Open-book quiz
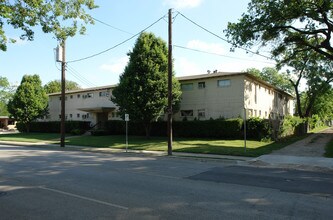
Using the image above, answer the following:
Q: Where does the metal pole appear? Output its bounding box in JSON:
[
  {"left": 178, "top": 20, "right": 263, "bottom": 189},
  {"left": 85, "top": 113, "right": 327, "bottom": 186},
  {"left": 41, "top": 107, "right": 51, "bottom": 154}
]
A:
[
  {"left": 126, "top": 121, "right": 128, "bottom": 152},
  {"left": 167, "top": 8, "right": 173, "bottom": 156},
  {"left": 244, "top": 108, "right": 247, "bottom": 153},
  {"left": 60, "top": 40, "right": 66, "bottom": 147}
]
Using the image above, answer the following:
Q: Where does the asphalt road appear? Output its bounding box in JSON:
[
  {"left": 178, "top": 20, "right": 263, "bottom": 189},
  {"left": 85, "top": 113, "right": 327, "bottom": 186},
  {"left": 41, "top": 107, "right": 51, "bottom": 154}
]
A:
[{"left": 0, "top": 144, "right": 332, "bottom": 220}]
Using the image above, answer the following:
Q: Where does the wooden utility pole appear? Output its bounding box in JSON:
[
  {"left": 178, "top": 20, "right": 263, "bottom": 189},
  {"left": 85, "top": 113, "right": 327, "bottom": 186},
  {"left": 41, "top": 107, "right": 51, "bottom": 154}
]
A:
[
  {"left": 167, "top": 8, "right": 173, "bottom": 155},
  {"left": 60, "top": 40, "right": 66, "bottom": 147}
]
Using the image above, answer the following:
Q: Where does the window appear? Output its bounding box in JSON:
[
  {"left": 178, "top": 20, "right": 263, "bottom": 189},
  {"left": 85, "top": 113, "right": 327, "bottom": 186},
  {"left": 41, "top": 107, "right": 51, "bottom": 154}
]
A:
[
  {"left": 86, "top": 113, "right": 90, "bottom": 118},
  {"left": 87, "top": 93, "right": 93, "bottom": 98},
  {"left": 77, "top": 113, "right": 80, "bottom": 118},
  {"left": 217, "top": 79, "right": 231, "bottom": 87},
  {"left": 265, "top": 111, "right": 268, "bottom": 117},
  {"left": 69, "top": 114, "right": 73, "bottom": 118},
  {"left": 59, "top": 114, "right": 61, "bottom": 119},
  {"left": 198, "top": 82, "right": 205, "bottom": 89},
  {"left": 181, "top": 83, "right": 193, "bottom": 91},
  {"left": 77, "top": 94, "right": 81, "bottom": 98},
  {"left": 259, "top": 110, "right": 262, "bottom": 116},
  {"left": 180, "top": 110, "right": 193, "bottom": 117},
  {"left": 198, "top": 109, "right": 205, "bottom": 118},
  {"left": 254, "top": 110, "right": 257, "bottom": 117},
  {"left": 99, "top": 91, "right": 109, "bottom": 97},
  {"left": 70, "top": 95, "right": 73, "bottom": 99}
]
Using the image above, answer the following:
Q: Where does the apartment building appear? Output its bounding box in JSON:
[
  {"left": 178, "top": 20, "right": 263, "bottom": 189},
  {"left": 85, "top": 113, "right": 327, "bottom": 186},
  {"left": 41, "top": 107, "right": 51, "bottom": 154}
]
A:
[
  {"left": 45, "top": 72, "right": 294, "bottom": 126},
  {"left": 175, "top": 72, "right": 293, "bottom": 121}
]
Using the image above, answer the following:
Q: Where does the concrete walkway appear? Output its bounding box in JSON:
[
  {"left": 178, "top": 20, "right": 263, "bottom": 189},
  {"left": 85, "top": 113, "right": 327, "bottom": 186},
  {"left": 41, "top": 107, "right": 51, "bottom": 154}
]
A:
[{"left": 250, "top": 127, "right": 333, "bottom": 171}]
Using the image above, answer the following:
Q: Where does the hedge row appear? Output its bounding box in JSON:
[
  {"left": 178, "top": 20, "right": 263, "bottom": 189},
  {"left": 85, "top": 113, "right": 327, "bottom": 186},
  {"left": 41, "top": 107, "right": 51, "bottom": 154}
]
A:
[
  {"left": 103, "top": 119, "right": 244, "bottom": 139},
  {"left": 16, "top": 121, "right": 91, "bottom": 134}
]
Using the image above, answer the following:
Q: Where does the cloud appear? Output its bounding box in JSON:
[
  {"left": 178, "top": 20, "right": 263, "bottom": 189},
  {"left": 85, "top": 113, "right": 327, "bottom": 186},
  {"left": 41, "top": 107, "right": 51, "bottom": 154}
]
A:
[
  {"left": 100, "top": 57, "right": 129, "bottom": 73},
  {"left": 163, "top": 0, "right": 203, "bottom": 9},
  {"left": 186, "top": 40, "right": 225, "bottom": 55},
  {"left": 175, "top": 57, "right": 204, "bottom": 76}
]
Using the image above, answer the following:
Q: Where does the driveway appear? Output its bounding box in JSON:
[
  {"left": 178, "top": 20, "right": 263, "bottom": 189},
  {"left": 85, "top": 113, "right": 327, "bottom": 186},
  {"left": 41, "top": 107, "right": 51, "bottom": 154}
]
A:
[{"left": 251, "top": 127, "right": 333, "bottom": 171}]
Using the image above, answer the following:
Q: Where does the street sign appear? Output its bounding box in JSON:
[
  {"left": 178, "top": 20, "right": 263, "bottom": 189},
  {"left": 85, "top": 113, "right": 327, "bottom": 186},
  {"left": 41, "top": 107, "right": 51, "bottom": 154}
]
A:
[{"left": 125, "top": 114, "right": 129, "bottom": 121}]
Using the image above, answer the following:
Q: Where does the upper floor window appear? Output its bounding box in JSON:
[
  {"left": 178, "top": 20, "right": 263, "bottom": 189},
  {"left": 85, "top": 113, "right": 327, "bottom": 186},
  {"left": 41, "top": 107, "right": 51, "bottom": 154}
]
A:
[
  {"left": 99, "top": 91, "right": 109, "bottom": 97},
  {"left": 198, "top": 82, "right": 205, "bottom": 89},
  {"left": 181, "top": 83, "right": 194, "bottom": 91},
  {"left": 217, "top": 79, "right": 231, "bottom": 88}
]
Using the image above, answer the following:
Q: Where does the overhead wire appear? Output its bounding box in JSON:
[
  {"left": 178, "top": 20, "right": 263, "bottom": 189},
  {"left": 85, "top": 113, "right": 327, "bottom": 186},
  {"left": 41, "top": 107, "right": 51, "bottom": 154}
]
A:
[
  {"left": 176, "top": 11, "right": 273, "bottom": 61},
  {"left": 66, "top": 64, "right": 98, "bottom": 87},
  {"left": 67, "top": 14, "right": 167, "bottom": 63},
  {"left": 92, "top": 17, "right": 133, "bottom": 35},
  {"left": 173, "top": 45, "right": 276, "bottom": 65}
]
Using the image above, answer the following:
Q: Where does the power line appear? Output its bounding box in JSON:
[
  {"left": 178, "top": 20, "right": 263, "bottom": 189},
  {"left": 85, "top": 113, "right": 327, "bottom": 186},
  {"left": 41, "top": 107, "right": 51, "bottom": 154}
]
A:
[
  {"left": 176, "top": 11, "right": 273, "bottom": 60},
  {"left": 92, "top": 17, "right": 133, "bottom": 35},
  {"left": 66, "top": 64, "right": 97, "bottom": 87},
  {"left": 67, "top": 14, "right": 167, "bottom": 63},
  {"left": 173, "top": 45, "right": 275, "bottom": 64}
]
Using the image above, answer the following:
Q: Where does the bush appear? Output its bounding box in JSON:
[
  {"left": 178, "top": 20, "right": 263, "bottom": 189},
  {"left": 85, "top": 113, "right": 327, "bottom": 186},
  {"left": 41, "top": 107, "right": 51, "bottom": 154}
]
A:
[
  {"left": 246, "top": 117, "right": 271, "bottom": 140},
  {"left": 17, "top": 121, "right": 91, "bottom": 133},
  {"left": 104, "top": 118, "right": 244, "bottom": 139}
]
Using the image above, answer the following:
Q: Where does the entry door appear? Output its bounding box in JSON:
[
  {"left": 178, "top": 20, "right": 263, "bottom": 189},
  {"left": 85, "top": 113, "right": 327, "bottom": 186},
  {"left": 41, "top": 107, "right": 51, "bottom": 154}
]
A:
[{"left": 97, "top": 112, "right": 108, "bottom": 129}]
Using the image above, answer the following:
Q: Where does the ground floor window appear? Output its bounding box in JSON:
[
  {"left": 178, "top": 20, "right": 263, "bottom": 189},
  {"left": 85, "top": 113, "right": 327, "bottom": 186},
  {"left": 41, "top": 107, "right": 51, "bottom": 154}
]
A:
[{"left": 181, "top": 110, "right": 193, "bottom": 117}]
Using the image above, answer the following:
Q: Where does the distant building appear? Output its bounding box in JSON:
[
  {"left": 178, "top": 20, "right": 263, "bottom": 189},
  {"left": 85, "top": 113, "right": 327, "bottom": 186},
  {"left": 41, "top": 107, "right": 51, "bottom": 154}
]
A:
[
  {"left": 44, "top": 72, "right": 293, "bottom": 127},
  {"left": 0, "top": 116, "right": 16, "bottom": 130}
]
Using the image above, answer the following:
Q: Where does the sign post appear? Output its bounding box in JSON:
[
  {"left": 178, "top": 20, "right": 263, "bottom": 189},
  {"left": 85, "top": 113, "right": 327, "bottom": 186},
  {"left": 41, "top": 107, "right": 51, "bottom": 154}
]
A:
[{"left": 125, "top": 114, "right": 129, "bottom": 152}]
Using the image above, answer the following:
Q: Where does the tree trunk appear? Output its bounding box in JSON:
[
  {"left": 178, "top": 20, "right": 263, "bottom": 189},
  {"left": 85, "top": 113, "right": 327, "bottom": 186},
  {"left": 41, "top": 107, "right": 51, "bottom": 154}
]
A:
[
  {"left": 290, "top": 75, "right": 303, "bottom": 117},
  {"left": 144, "top": 122, "right": 152, "bottom": 138},
  {"left": 25, "top": 122, "right": 30, "bottom": 133}
]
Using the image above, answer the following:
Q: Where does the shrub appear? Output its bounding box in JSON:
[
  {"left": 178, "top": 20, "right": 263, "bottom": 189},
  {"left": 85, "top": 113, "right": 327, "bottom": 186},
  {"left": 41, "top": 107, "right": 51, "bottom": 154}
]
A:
[
  {"left": 246, "top": 117, "right": 271, "bottom": 140},
  {"left": 17, "top": 121, "right": 91, "bottom": 133}
]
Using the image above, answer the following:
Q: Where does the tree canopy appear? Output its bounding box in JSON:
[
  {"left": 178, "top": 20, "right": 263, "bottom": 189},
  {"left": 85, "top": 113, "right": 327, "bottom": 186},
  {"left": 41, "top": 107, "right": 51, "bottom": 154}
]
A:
[
  {"left": 44, "top": 79, "right": 81, "bottom": 94},
  {"left": 0, "top": 76, "right": 15, "bottom": 115},
  {"left": 247, "top": 67, "right": 293, "bottom": 94},
  {"left": 111, "top": 32, "right": 181, "bottom": 137},
  {"left": 225, "top": 0, "right": 333, "bottom": 63},
  {"left": 0, "top": 0, "right": 97, "bottom": 51},
  {"left": 8, "top": 74, "right": 48, "bottom": 132}
]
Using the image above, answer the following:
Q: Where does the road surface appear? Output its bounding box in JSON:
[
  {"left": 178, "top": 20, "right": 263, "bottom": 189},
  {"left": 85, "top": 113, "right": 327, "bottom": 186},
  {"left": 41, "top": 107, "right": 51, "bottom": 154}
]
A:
[{"left": 0, "top": 144, "right": 332, "bottom": 219}]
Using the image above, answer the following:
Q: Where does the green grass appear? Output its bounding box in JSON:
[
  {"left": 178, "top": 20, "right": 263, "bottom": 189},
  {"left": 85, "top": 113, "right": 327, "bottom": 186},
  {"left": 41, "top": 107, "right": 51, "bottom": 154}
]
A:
[
  {"left": 0, "top": 132, "right": 305, "bottom": 157},
  {"left": 324, "top": 139, "right": 333, "bottom": 158},
  {"left": 0, "top": 132, "right": 61, "bottom": 143},
  {"left": 309, "top": 125, "right": 329, "bottom": 133},
  {"left": 63, "top": 135, "right": 305, "bottom": 157}
]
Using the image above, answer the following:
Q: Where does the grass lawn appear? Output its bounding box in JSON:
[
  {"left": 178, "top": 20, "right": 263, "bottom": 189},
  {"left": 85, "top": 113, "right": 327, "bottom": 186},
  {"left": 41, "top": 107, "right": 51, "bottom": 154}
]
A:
[
  {"left": 63, "top": 135, "right": 305, "bottom": 157},
  {"left": 0, "top": 132, "right": 305, "bottom": 157},
  {"left": 0, "top": 132, "right": 61, "bottom": 143}
]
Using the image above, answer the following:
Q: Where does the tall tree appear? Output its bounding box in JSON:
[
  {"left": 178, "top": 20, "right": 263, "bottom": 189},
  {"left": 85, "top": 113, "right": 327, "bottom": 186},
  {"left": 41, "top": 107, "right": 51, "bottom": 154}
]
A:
[
  {"left": 247, "top": 67, "right": 293, "bottom": 94},
  {"left": 286, "top": 51, "right": 333, "bottom": 118},
  {"left": 0, "top": 76, "right": 15, "bottom": 115},
  {"left": 225, "top": 0, "right": 333, "bottom": 63},
  {"left": 111, "top": 32, "right": 181, "bottom": 137},
  {"left": 44, "top": 80, "right": 81, "bottom": 94},
  {"left": 0, "top": 0, "right": 97, "bottom": 51},
  {"left": 8, "top": 74, "right": 48, "bottom": 132}
]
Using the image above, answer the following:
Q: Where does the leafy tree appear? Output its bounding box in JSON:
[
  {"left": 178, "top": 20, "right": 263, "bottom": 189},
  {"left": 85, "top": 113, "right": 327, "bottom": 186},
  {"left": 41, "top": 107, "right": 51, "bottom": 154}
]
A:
[
  {"left": 0, "top": 76, "right": 15, "bottom": 115},
  {"left": 225, "top": 0, "right": 333, "bottom": 63},
  {"left": 0, "top": 0, "right": 97, "bottom": 51},
  {"left": 8, "top": 74, "right": 48, "bottom": 132},
  {"left": 308, "top": 89, "right": 333, "bottom": 120},
  {"left": 44, "top": 80, "right": 81, "bottom": 93},
  {"left": 112, "top": 32, "right": 182, "bottom": 137},
  {"left": 286, "top": 51, "right": 333, "bottom": 118},
  {"left": 247, "top": 67, "right": 293, "bottom": 94}
]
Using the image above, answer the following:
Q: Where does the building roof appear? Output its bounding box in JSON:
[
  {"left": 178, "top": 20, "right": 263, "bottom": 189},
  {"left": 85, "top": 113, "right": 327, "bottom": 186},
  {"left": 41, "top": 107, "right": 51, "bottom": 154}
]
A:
[
  {"left": 48, "top": 84, "right": 117, "bottom": 96},
  {"left": 48, "top": 72, "right": 293, "bottom": 98}
]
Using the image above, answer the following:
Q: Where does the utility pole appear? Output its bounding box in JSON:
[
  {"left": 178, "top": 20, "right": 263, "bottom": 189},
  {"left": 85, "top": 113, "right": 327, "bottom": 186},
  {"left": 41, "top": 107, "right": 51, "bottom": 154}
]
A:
[
  {"left": 60, "top": 40, "right": 66, "bottom": 147},
  {"left": 167, "top": 8, "right": 173, "bottom": 156}
]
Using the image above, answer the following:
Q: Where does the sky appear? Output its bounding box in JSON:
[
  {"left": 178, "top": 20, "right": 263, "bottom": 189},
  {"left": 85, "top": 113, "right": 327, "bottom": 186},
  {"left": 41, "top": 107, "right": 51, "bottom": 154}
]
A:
[{"left": 0, "top": 0, "right": 276, "bottom": 88}]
